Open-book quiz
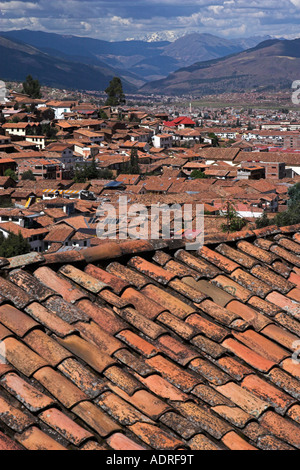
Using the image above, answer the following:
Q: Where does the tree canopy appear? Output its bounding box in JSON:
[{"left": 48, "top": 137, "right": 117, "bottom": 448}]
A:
[
  {"left": 0, "top": 232, "right": 31, "bottom": 258},
  {"left": 105, "top": 77, "right": 126, "bottom": 107}
]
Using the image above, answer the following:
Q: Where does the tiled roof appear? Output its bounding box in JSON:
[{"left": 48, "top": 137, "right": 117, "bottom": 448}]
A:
[{"left": 0, "top": 225, "right": 299, "bottom": 450}]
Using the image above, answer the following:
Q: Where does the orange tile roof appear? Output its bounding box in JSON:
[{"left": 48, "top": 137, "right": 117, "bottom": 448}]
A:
[{"left": 0, "top": 224, "right": 299, "bottom": 450}]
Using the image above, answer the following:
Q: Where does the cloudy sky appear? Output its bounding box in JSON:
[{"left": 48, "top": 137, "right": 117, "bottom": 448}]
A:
[{"left": 0, "top": 0, "right": 299, "bottom": 41}]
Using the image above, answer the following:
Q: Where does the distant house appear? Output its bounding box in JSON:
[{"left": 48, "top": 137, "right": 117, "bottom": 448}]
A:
[
  {"left": 152, "top": 134, "right": 173, "bottom": 149},
  {"left": 46, "top": 101, "right": 77, "bottom": 120}
]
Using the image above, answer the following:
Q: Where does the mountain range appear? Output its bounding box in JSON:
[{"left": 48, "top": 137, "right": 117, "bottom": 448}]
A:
[
  {"left": 0, "top": 29, "right": 270, "bottom": 84},
  {"left": 0, "top": 29, "right": 298, "bottom": 97}
]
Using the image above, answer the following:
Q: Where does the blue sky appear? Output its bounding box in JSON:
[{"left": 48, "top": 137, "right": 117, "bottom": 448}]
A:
[{"left": 0, "top": 0, "right": 299, "bottom": 41}]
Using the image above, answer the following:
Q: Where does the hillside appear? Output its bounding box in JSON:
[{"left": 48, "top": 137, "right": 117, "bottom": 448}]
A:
[
  {"left": 1, "top": 29, "right": 265, "bottom": 82},
  {"left": 140, "top": 38, "right": 300, "bottom": 95},
  {"left": 0, "top": 35, "right": 138, "bottom": 92}
]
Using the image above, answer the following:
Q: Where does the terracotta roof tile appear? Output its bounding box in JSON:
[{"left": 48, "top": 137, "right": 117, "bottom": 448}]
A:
[
  {"left": 142, "top": 284, "right": 195, "bottom": 319},
  {"left": 231, "top": 268, "right": 273, "bottom": 297},
  {"left": 287, "top": 405, "right": 300, "bottom": 425},
  {"left": 24, "top": 330, "right": 73, "bottom": 367},
  {"left": 34, "top": 266, "right": 87, "bottom": 303},
  {"left": 33, "top": 366, "right": 88, "bottom": 408},
  {"left": 0, "top": 431, "right": 23, "bottom": 450},
  {"left": 216, "top": 243, "right": 258, "bottom": 269},
  {"left": 116, "top": 330, "right": 159, "bottom": 358},
  {"left": 250, "top": 264, "right": 295, "bottom": 294},
  {"left": 169, "top": 277, "right": 207, "bottom": 303},
  {"left": 232, "top": 329, "right": 289, "bottom": 363},
  {"left": 174, "top": 401, "right": 231, "bottom": 439},
  {"left": 56, "top": 335, "right": 116, "bottom": 373},
  {"left": 189, "top": 357, "right": 231, "bottom": 385},
  {"left": 198, "top": 245, "right": 240, "bottom": 273},
  {"left": 114, "top": 307, "right": 166, "bottom": 340},
  {"left": 146, "top": 355, "right": 201, "bottom": 392},
  {"left": 247, "top": 295, "right": 282, "bottom": 317},
  {"left": 188, "top": 433, "right": 222, "bottom": 450},
  {"left": 261, "top": 323, "right": 299, "bottom": 351},
  {"left": 25, "top": 302, "right": 77, "bottom": 338},
  {"left": 175, "top": 249, "right": 221, "bottom": 278},
  {"left": 137, "top": 374, "right": 188, "bottom": 401},
  {"left": 191, "top": 279, "right": 234, "bottom": 307},
  {"left": 44, "top": 296, "right": 90, "bottom": 324},
  {"left": 164, "top": 259, "right": 200, "bottom": 279},
  {"left": 103, "top": 366, "right": 142, "bottom": 396},
  {"left": 73, "top": 321, "right": 123, "bottom": 356},
  {"left": 113, "top": 349, "right": 156, "bottom": 378},
  {"left": 15, "top": 426, "right": 67, "bottom": 451},
  {"left": 84, "top": 264, "right": 129, "bottom": 294},
  {"left": 121, "top": 287, "right": 166, "bottom": 320},
  {"left": 8, "top": 269, "right": 55, "bottom": 302},
  {"left": 0, "top": 304, "right": 39, "bottom": 338},
  {"left": 156, "top": 334, "right": 200, "bottom": 366},
  {"left": 270, "top": 244, "right": 300, "bottom": 267},
  {"left": 216, "top": 382, "right": 270, "bottom": 418},
  {"left": 58, "top": 358, "right": 107, "bottom": 398},
  {"left": 76, "top": 299, "right": 126, "bottom": 335},
  {"left": 59, "top": 264, "right": 109, "bottom": 294},
  {"left": 191, "top": 383, "right": 233, "bottom": 406},
  {"left": 0, "top": 393, "right": 36, "bottom": 432},
  {"left": 226, "top": 300, "right": 271, "bottom": 331},
  {"left": 211, "top": 275, "right": 252, "bottom": 302},
  {"left": 222, "top": 338, "right": 276, "bottom": 373},
  {"left": 2, "top": 337, "right": 47, "bottom": 377},
  {"left": 200, "top": 299, "right": 240, "bottom": 326},
  {"left": 221, "top": 431, "right": 258, "bottom": 450},
  {"left": 267, "top": 368, "right": 300, "bottom": 401},
  {"left": 127, "top": 421, "right": 183, "bottom": 450},
  {"left": 0, "top": 224, "right": 300, "bottom": 450},
  {"left": 39, "top": 408, "right": 93, "bottom": 446},
  {"left": 280, "top": 358, "right": 300, "bottom": 380},
  {"left": 241, "top": 374, "right": 296, "bottom": 415},
  {"left": 159, "top": 411, "right": 200, "bottom": 440},
  {"left": 237, "top": 240, "right": 278, "bottom": 264},
  {"left": 106, "top": 432, "right": 146, "bottom": 450},
  {"left": 272, "top": 261, "right": 292, "bottom": 278},
  {"left": 212, "top": 405, "right": 252, "bottom": 428},
  {"left": 128, "top": 256, "right": 176, "bottom": 285},
  {"left": 185, "top": 313, "right": 228, "bottom": 342},
  {"left": 259, "top": 411, "right": 300, "bottom": 449},
  {"left": 97, "top": 390, "right": 153, "bottom": 426},
  {"left": 0, "top": 277, "right": 34, "bottom": 309},
  {"left": 72, "top": 400, "right": 121, "bottom": 437},
  {"left": 107, "top": 262, "right": 150, "bottom": 289},
  {"left": 265, "top": 291, "right": 300, "bottom": 319}
]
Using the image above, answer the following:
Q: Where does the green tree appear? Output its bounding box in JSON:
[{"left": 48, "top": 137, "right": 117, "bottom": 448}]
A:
[
  {"left": 207, "top": 133, "right": 219, "bottom": 147},
  {"left": 105, "top": 77, "right": 126, "bottom": 107},
  {"left": 0, "top": 231, "right": 31, "bottom": 258},
  {"left": 22, "top": 75, "right": 42, "bottom": 99},
  {"left": 21, "top": 170, "right": 36, "bottom": 181},
  {"left": 288, "top": 182, "right": 300, "bottom": 206},
  {"left": 191, "top": 169, "right": 208, "bottom": 179},
  {"left": 98, "top": 109, "right": 108, "bottom": 120},
  {"left": 221, "top": 202, "right": 246, "bottom": 233},
  {"left": 4, "top": 168, "right": 18, "bottom": 181}
]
